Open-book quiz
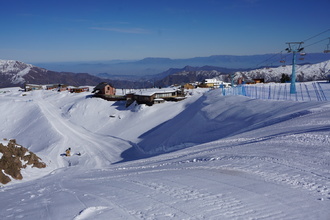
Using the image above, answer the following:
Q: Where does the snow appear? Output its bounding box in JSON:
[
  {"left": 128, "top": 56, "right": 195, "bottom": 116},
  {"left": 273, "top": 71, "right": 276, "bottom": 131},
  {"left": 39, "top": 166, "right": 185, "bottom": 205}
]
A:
[
  {"left": 235, "top": 60, "right": 330, "bottom": 82},
  {"left": 0, "top": 59, "right": 33, "bottom": 84},
  {"left": 12, "top": 66, "right": 31, "bottom": 83},
  {"left": 0, "top": 85, "right": 330, "bottom": 219},
  {"left": 0, "top": 139, "right": 9, "bottom": 146}
]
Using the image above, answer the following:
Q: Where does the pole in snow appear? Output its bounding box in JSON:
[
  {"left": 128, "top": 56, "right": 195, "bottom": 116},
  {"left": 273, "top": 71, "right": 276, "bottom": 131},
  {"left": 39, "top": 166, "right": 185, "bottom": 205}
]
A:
[
  {"left": 285, "top": 42, "right": 304, "bottom": 94},
  {"left": 229, "top": 73, "right": 235, "bottom": 87}
]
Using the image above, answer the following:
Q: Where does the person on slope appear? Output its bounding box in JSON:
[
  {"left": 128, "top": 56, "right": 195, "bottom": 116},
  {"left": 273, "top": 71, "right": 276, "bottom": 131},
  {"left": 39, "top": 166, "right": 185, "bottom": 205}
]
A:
[{"left": 65, "top": 148, "right": 71, "bottom": 157}]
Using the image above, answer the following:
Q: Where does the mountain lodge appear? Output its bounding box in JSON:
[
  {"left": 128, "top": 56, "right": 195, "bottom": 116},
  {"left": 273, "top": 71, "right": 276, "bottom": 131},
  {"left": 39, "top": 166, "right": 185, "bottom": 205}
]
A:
[{"left": 125, "top": 88, "right": 185, "bottom": 106}]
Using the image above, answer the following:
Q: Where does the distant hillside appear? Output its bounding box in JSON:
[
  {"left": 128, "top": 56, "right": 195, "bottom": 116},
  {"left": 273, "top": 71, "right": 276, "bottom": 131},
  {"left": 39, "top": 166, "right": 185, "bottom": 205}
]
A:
[
  {"left": 0, "top": 60, "right": 150, "bottom": 89},
  {"left": 2, "top": 59, "right": 330, "bottom": 89},
  {"left": 35, "top": 53, "right": 330, "bottom": 76},
  {"left": 0, "top": 59, "right": 241, "bottom": 89},
  {"left": 0, "top": 60, "right": 106, "bottom": 88},
  {"left": 234, "top": 60, "right": 330, "bottom": 83},
  {"left": 152, "top": 60, "right": 330, "bottom": 87},
  {"left": 153, "top": 66, "right": 233, "bottom": 87}
]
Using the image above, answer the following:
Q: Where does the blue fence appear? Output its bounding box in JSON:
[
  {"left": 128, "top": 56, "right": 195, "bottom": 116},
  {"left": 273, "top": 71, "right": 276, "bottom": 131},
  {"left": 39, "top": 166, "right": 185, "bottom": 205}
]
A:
[{"left": 221, "top": 82, "right": 330, "bottom": 102}]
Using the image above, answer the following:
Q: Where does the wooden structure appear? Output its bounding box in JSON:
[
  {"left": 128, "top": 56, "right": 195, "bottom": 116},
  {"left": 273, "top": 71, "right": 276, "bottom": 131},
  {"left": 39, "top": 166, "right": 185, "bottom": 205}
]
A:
[
  {"left": 46, "top": 84, "right": 68, "bottom": 91},
  {"left": 92, "top": 82, "right": 116, "bottom": 96},
  {"left": 25, "top": 84, "right": 43, "bottom": 91},
  {"left": 126, "top": 88, "right": 185, "bottom": 106},
  {"left": 183, "top": 83, "right": 195, "bottom": 90},
  {"left": 92, "top": 82, "right": 126, "bottom": 101}
]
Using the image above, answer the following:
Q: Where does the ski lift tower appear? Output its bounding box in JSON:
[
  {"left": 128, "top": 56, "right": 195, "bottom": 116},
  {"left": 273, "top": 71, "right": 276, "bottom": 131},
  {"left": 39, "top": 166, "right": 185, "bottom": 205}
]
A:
[
  {"left": 285, "top": 42, "right": 304, "bottom": 94},
  {"left": 229, "top": 72, "right": 235, "bottom": 87}
]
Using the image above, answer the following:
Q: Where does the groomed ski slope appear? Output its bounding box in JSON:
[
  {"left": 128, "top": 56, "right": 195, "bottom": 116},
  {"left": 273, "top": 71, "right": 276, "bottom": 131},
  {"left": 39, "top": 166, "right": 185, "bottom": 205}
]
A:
[{"left": 0, "top": 85, "right": 329, "bottom": 219}]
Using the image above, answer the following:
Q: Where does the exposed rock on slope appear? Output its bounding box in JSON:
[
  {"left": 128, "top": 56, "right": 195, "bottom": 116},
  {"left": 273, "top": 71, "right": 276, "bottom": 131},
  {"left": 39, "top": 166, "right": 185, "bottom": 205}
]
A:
[{"left": 0, "top": 139, "right": 46, "bottom": 184}]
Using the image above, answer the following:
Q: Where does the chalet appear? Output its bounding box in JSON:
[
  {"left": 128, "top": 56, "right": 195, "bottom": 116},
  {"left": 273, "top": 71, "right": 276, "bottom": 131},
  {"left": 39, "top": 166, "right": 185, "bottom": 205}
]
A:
[
  {"left": 93, "top": 82, "right": 116, "bottom": 95},
  {"left": 45, "top": 84, "right": 56, "bottom": 90},
  {"left": 45, "top": 84, "right": 68, "bottom": 91},
  {"left": 25, "top": 84, "right": 43, "bottom": 91},
  {"left": 183, "top": 83, "right": 195, "bottom": 90},
  {"left": 58, "top": 84, "right": 69, "bottom": 92},
  {"left": 204, "top": 78, "right": 218, "bottom": 88},
  {"left": 203, "top": 78, "right": 231, "bottom": 88},
  {"left": 92, "top": 82, "right": 126, "bottom": 101},
  {"left": 126, "top": 88, "right": 185, "bottom": 106}
]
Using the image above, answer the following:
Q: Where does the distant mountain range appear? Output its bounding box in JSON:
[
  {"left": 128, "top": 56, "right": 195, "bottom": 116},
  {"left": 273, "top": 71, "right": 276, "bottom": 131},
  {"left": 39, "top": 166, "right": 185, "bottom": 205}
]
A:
[
  {"left": 35, "top": 53, "right": 330, "bottom": 76},
  {"left": 234, "top": 60, "right": 330, "bottom": 83},
  {"left": 0, "top": 59, "right": 233, "bottom": 88},
  {"left": 0, "top": 60, "right": 104, "bottom": 88},
  {"left": 0, "top": 60, "right": 150, "bottom": 89},
  {"left": 1, "top": 58, "right": 330, "bottom": 89},
  {"left": 153, "top": 66, "right": 232, "bottom": 87}
]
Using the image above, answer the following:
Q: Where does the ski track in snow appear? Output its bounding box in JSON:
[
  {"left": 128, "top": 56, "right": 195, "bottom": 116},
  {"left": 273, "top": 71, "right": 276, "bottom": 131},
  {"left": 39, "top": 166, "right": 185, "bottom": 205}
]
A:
[
  {"left": 0, "top": 86, "right": 330, "bottom": 219},
  {"left": 33, "top": 91, "right": 131, "bottom": 167}
]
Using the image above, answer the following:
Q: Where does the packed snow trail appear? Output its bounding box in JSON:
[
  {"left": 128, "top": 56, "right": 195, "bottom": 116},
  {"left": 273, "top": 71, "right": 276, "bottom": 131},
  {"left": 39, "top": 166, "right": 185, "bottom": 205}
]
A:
[
  {"left": 32, "top": 90, "right": 133, "bottom": 168},
  {"left": 1, "top": 151, "right": 329, "bottom": 220}
]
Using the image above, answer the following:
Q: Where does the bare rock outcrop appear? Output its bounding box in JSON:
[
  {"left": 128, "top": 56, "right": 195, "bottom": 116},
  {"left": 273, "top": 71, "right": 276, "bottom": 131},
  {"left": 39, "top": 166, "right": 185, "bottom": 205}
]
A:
[{"left": 0, "top": 139, "right": 46, "bottom": 184}]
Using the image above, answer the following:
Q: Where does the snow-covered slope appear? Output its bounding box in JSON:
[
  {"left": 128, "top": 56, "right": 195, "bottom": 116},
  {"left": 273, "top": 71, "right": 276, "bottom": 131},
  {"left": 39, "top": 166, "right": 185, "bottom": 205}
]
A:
[
  {"left": 0, "top": 60, "right": 33, "bottom": 84},
  {"left": 236, "top": 59, "right": 330, "bottom": 82},
  {"left": 0, "top": 86, "right": 329, "bottom": 219}
]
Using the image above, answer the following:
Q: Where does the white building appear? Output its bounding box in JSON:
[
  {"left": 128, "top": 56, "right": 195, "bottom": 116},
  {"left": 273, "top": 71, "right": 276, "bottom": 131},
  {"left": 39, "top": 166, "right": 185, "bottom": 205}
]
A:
[{"left": 204, "top": 78, "right": 231, "bottom": 88}]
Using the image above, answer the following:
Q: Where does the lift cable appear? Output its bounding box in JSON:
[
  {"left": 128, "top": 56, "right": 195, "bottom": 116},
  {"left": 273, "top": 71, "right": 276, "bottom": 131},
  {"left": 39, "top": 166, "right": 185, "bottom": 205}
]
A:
[
  {"left": 255, "top": 50, "right": 284, "bottom": 68},
  {"left": 304, "top": 37, "right": 330, "bottom": 49},
  {"left": 254, "top": 28, "right": 330, "bottom": 69},
  {"left": 302, "top": 28, "right": 330, "bottom": 43}
]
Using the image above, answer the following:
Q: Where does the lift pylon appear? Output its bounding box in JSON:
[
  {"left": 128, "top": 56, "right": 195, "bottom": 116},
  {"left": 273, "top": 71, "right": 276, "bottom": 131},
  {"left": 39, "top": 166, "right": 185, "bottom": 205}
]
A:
[{"left": 285, "top": 42, "right": 304, "bottom": 94}]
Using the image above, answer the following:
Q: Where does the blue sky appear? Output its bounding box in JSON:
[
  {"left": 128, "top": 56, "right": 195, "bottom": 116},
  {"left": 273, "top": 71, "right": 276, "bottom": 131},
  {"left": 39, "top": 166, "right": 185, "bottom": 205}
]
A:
[{"left": 1, "top": 0, "right": 329, "bottom": 63}]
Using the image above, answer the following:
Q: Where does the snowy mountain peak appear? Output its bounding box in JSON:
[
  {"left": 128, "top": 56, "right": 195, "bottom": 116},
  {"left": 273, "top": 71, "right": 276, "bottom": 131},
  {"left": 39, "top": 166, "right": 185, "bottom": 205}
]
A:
[
  {"left": 0, "top": 59, "right": 105, "bottom": 88},
  {"left": 235, "top": 59, "right": 330, "bottom": 82},
  {"left": 0, "top": 59, "right": 33, "bottom": 73},
  {"left": 0, "top": 59, "right": 34, "bottom": 84}
]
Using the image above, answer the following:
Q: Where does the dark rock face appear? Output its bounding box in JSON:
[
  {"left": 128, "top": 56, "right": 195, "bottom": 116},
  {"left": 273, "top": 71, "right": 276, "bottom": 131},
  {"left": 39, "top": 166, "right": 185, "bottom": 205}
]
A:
[{"left": 0, "top": 139, "right": 46, "bottom": 184}]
